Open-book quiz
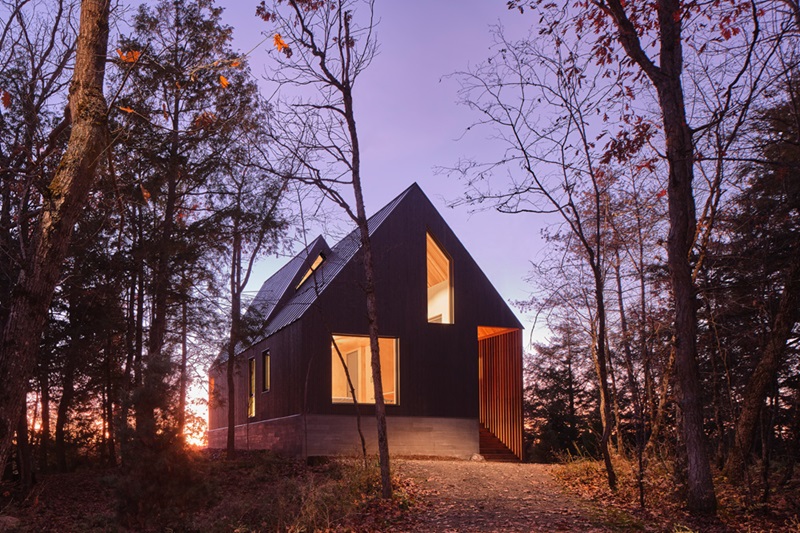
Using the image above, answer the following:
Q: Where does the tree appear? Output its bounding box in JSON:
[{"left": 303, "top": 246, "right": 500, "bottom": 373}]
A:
[
  {"left": 0, "top": 0, "right": 80, "bottom": 478},
  {"left": 257, "top": 0, "right": 392, "bottom": 498},
  {"left": 212, "top": 142, "right": 286, "bottom": 457},
  {"left": 452, "top": 22, "right": 621, "bottom": 489},
  {"left": 526, "top": 319, "right": 599, "bottom": 462},
  {"left": 113, "top": 0, "right": 264, "bottom": 450},
  {"left": 502, "top": 0, "right": 792, "bottom": 511},
  {"left": 716, "top": 81, "right": 800, "bottom": 479},
  {"left": 0, "top": 0, "right": 110, "bottom": 473}
]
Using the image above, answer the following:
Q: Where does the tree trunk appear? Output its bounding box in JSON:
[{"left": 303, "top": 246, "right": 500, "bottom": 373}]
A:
[
  {"left": 343, "top": 82, "right": 392, "bottom": 498},
  {"left": 604, "top": 0, "right": 717, "bottom": 512},
  {"left": 178, "top": 297, "right": 188, "bottom": 441},
  {"left": 16, "top": 407, "right": 34, "bottom": 494},
  {"left": 226, "top": 225, "right": 242, "bottom": 458},
  {"left": 614, "top": 251, "right": 646, "bottom": 505},
  {"left": 55, "top": 353, "right": 76, "bottom": 472},
  {"left": 137, "top": 126, "right": 179, "bottom": 444},
  {"left": 38, "top": 358, "right": 50, "bottom": 473},
  {"left": 646, "top": 346, "right": 675, "bottom": 454},
  {"left": 105, "top": 334, "right": 116, "bottom": 466},
  {"left": 592, "top": 265, "right": 618, "bottom": 490},
  {"left": 725, "top": 257, "right": 800, "bottom": 480},
  {"left": 607, "top": 348, "right": 625, "bottom": 457},
  {"left": 0, "top": 0, "right": 110, "bottom": 471},
  {"left": 658, "top": 43, "right": 718, "bottom": 519}
]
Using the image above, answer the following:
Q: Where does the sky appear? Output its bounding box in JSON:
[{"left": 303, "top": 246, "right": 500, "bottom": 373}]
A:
[{"left": 218, "top": 1, "right": 552, "bottom": 345}]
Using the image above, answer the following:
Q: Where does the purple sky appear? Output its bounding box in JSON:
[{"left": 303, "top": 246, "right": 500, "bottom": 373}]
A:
[{"left": 220, "top": 1, "right": 548, "bottom": 343}]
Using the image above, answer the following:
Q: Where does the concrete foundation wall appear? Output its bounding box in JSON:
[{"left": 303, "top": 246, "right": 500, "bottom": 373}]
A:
[
  {"left": 208, "top": 415, "right": 479, "bottom": 459},
  {"left": 305, "top": 415, "right": 478, "bottom": 458},
  {"left": 207, "top": 414, "right": 303, "bottom": 456}
]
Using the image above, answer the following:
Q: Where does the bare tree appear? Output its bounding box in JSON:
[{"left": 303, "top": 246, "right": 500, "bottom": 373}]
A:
[
  {"left": 571, "top": 0, "right": 786, "bottom": 513},
  {"left": 257, "top": 0, "right": 391, "bottom": 497},
  {"left": 452, "top": 24, "right": 623, "bottom": 490}
]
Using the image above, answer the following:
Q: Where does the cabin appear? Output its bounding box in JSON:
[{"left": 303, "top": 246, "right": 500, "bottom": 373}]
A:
[{"left": 208, "top": 183, "right": 523, "bottom": 460}]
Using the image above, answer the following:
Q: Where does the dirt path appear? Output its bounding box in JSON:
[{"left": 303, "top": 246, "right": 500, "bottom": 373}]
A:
[{"left": 389, "top": 459, "right": 612, "bottom": 532}]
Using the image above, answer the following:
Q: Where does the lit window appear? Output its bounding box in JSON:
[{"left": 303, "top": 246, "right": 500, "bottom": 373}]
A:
[
  {"left": 248, "top": 357, "right": 256, "bottom": 418},
  {"left": 262, "top": 351, "right": 270, "bottom": 392},
  {"left": 331, "top": 335, "right": 398, "bottom": 405},
  {"left": 427, "top": 232, "right": 453, "bottom": 323},
  {"left": 296, "top": 253, "right": 326, "bottom": 289}
]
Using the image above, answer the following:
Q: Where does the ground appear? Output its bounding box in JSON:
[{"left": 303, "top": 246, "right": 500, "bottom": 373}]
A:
[
  {"left": 390, "top": 459, "right": 610, "bottom": 532},
  {"left": 2, "top": 453, "right": 797, "bottom": 531}
]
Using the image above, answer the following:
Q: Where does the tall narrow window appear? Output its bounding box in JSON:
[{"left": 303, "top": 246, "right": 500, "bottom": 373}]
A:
[
  {"left": 247, "top": 357, "right": 256, "bottom": 418},
  {"left": 331, "top": 335, "right": 398, "bottom": 405},
  {"left": 262, "top": 350, "right": 271, "bottom": 392},
  {"left": 427, "top": 232, "right": 453, "bottom": 323}
]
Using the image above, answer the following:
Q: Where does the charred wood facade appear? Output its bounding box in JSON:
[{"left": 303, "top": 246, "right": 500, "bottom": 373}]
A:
[{"left": 209, "top": 184, "right": 523, "bottom": 459}]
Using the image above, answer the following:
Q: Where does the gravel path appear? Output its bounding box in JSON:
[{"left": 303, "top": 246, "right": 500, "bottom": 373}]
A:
[{"left": 388, "top": 459, "right": 612, "bottom": 532}]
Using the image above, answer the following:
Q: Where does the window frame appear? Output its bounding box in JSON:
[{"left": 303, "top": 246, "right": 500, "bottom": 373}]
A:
[
  {"left": 426, "top": 231, "right": 454, "bottom": 324},
  {"left": 330, "top": 335, "right": 399, "bottom": 406},
  {"left": 261, "top": 350, "right": 271, "bottom": 393},
  {"left": 247, "top": 357, "right": 256, "bottom": 418}
]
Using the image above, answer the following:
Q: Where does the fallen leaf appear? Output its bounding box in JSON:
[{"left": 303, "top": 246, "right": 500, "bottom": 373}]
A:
[
  {"left": 219, "top": 75, "right": 229, "bottom": 88},
  {"left": 118, "top": 106, "right": 134, "bottom": 114},
  {"left": 1, "top": 90, "right": 10, "bottom": 108}
]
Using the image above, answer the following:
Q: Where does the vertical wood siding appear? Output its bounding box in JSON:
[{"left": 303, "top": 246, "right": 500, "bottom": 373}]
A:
[
  {"left": 211, "top": 185, "right": 525, "bottom": 457},
  {"left": 479, "top": 329, "right": 523, "bottom": 460}
]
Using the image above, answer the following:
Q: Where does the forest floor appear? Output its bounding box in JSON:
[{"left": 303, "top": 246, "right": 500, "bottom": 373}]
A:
[{"left": 1, "top": 452, "right": 798, "bottom": 532}]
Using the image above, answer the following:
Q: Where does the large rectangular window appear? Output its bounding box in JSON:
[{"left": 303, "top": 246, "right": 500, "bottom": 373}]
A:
[
  {"left": 262, "top": 350, "right": 271, "bottom": 392},
  {"left": 247, "top": 357, "right": 256, "bottom": 418},
  {"left": 331, "top": 335, "right": 398, "bottom": 405},
  {"left": 427, "top": 232, "right": 453, "bottom": 323}
]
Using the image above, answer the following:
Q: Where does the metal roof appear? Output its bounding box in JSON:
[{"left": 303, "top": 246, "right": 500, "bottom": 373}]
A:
[{"left": 235, "top": 183, "right": 418, "bottom": 354}]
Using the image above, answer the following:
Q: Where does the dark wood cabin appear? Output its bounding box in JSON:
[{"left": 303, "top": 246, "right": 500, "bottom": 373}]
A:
[{"left": 208, "top": 183, "right": 523, "bottom": 460}]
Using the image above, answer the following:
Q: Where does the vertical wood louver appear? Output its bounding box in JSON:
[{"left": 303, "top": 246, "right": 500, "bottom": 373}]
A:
[{"left": 478, "top": 328, "right": 523, "bottom": 460}]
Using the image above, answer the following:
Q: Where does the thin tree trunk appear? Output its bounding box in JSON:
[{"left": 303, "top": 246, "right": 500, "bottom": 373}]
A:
[
  {"left": 105, "top": 334, "right": 116, "bottom": 466},
  {"left": 607, "top": 348, "right": 625, "bottom": 457},
  {"left": 38, "top": 357, "right": 50, "bottom": 473},
  {"left": 331, "top": 335, "right": 368, "bottom": 465},
  {"left": 55, "top": 353, "right": 76, "bottom": 472},
  {"left": 614, "top": 250, "right": 646, "bottom": 506},
  {"left": 16, "top": 406, "right": 34, "bottom": 493},
  {"left": 0, "top": 0, "right": 110, "bottom": 472},
  {"left": 646, "top": 346, "right": 675, "bottom": 454},
  {"left": 137, "top": 134, "right": 178, "bottom": 444},
  {"left": 178, "top": 296, "right": 188, "bottom": 440},
  {"left": 589, "top": 302, "right": 617, "bottom": 490},
  {"left": 226, "top": 226, "right": 241, "bottom": 458},
  {"left": 338, "top": 14, "right": 391, "bottom": 497}
]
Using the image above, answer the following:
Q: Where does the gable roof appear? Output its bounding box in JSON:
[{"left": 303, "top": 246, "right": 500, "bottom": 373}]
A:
[{"left": 237, "top": 183, "right": 418, "bottom": 353}]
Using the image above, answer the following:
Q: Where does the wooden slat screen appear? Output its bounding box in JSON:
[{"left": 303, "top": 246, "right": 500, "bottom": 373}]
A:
[{"left": 478, "top": 328, "right": 523, "bottom": 460}]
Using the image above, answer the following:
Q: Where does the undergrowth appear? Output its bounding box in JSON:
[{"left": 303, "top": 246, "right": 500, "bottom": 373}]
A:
[
  {"left": 2, "top": 451, "right": 420, "bottom": 532},
  {"left": 552, "top": 451, "right": 800, "bottom": 533}
]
